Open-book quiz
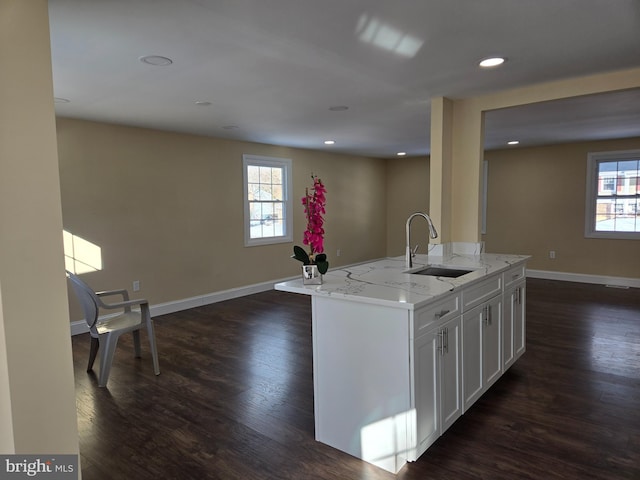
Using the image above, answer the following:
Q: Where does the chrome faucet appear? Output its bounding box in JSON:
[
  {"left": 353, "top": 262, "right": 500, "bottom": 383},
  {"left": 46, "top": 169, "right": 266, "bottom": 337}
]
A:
[{"left": 406, "top": 212, "right": 438, "bottom": 268}]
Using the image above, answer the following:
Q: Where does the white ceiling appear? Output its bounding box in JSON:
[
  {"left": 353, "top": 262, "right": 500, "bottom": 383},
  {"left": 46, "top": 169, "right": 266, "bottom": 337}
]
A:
[{"left": 48, "top": 0, "right": 640, "bottom": 158}]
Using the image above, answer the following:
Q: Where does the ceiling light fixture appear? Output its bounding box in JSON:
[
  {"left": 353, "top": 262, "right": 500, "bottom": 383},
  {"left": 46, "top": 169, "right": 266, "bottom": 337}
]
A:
[
  {"left": 507, "top": 140, "right": 520, "bottom": 145},
  {"left": 139, "top": 55, "right": 173, "bottom": 66},
  {"left": 479, "top": 57, "right": 506, "bottom": 68},
  {"left": 324, "top": 140, "right": 335, "bottom": 145},
  {"left": 397, "top": 152, "right": 407, "bottom": 156}
]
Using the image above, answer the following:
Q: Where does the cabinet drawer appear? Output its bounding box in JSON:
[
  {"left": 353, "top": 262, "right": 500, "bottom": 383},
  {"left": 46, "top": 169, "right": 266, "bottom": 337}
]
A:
[
  {"left": 462, "top": 275, "right": 502, "bottom": 311},
  {"left": 504, "top": 264, "right": 526, "bottom": 287},
  {"left": 415, "top": 294, "right": 460, "bottom": 337}
]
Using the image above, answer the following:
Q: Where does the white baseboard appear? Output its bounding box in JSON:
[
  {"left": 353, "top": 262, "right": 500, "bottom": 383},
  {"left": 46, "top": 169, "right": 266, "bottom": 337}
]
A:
[
  {"left": 527, "top": 269, "right": 640, "bottom": 289},
  {"left": 71, "top": 320, "right": 90, "bottom": 336},
  {"left": 70, "top": 274, "right": 299, "bottom": 336}
]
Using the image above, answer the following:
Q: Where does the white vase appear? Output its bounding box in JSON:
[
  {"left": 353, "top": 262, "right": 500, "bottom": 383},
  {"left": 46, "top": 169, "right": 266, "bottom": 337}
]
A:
[{"left": 302, "top": 265, "right": 323, "bottom": 285}]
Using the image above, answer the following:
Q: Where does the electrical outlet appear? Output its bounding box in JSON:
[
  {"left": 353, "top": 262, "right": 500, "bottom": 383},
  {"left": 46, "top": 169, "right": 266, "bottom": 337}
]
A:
[
  {"left": 549, "top": 250, "right": 556, "bottom": 259},
  {"left": 133, "top": 280, "right": 140, "bottom": 292},
  {"left": 337, "top": 249, "right": 341, "bottom": 257}
]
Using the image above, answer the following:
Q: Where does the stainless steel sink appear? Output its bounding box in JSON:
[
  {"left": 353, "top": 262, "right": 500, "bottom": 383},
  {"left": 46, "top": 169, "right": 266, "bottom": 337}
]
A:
[{"left": 410, "top": 266, "right": 474, "bottom": 278}]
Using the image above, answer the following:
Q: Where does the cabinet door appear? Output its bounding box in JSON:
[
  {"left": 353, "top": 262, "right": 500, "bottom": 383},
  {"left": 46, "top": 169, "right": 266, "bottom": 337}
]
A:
[
  {"left": 503, "top": 280, "right": 526, "bottom": 369},
  {"left": 440, "top": 315, "right": 462, "bottom": 432},
  {"left": 414, "top": 329, "right": 440, "bottom": 457},
  {"left": 504, "top": 280, "right": 526, "bottom": 369},
  {"left": 483, "top": 295, "right": 502, "bottom": 388},
  {"left": 462, "top": 295, "right": 502, "bottom": 411},
  {"left": 503, "top": 284, "right": 516, "bottom": 370},
  {"left": 514, "top": 282, "right": 526, "bottom": 359},
  {"left": 462, "top": 304, "right": 483, "bottom": 410}
]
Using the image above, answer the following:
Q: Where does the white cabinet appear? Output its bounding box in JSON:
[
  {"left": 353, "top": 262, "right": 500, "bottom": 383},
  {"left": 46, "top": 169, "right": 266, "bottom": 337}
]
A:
[
  {"left": 438, "top": 315, "right": 462, "bottom": 431},
  {"left": 503, "top": 265, "right": 526, "bottom": 370},
  {"left": 413, "top": 327, "right": 439, "bottom": 455},
  {"left": 461, "top": 275, "right": 503, "bottom": 411},
  {"left": 284, "top": 259, "right": 528, "bottom": 474},
  {"left": 462, "top": 295, "right": 502, "bottom": 410},
  {"left": 482, "top": 295, "right": 503, "bottom": 388},
  {"left": 413, "top": 312, "right": 461, "bottom": 458}
]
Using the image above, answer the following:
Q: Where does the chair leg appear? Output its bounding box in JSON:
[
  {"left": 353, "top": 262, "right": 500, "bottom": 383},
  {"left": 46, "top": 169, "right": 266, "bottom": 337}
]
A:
[
  {"left": 87, "top": 336, "right": 99, "bottom": 372},
  {"left": 132, "top": 330, "right": 141, "bottom": 358},
  {"left": 98, "top": 332, "right": 120, "bottom": 387},
  {"left": 146, "top": 319, "right": 160, "bottom": 376}
]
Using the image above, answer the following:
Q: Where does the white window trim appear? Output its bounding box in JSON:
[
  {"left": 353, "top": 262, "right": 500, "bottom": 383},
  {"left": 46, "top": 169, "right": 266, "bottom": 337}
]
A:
[
  {"left": 585, "top": 149, "right": 640, "bottom": 240},
  {"left": 242, "top": 154, "right": 293, "bottom": 247}
]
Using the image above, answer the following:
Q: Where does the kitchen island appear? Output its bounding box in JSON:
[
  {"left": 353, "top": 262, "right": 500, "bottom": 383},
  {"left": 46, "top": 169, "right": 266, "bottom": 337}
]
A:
[{"left": 275, "top": 252, "right": 528, "bottom": 474}]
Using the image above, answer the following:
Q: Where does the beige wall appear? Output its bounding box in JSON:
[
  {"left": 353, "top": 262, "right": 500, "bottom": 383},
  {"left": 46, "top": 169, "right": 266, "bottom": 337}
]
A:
[
  {"left": 484, "top": 137, "right": 640, "bottom": 278},
  {"left": 385, "top": 156, "right": 430, "bottom": 256},
  {"left": 57, "top": 118, "right": 388, "bottom": 321},
  {"left": 0, "top": 0, "right": 79, "bottom": 456}
]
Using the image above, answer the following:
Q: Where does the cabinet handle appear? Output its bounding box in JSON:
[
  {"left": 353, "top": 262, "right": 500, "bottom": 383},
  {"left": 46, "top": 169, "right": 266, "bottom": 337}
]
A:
[
  {"left": 518, "top": 287, "right": 523, "bottom": 305},
  {"left": 483, "top": 305, "right": 492, "bottom": 325},
  {"left": 435, "top": 309, "right": 450, "bottom": 319},
  {"left": 515, "top": 287, "right": 520, "bottom": 305},
  {"left": 436, "top": 331, "right": 444, "bottom": 356},
  {"left": 512, "top": 273, "right": 520, "bottom": 280},
  {"left": 444, "top": 327, "right": 449, "bottom": 354}
]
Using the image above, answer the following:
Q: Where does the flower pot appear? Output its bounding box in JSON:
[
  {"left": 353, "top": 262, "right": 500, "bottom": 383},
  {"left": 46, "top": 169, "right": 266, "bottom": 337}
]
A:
[{"left": 302, "top": 265, "right": 323, "bottom": 285}]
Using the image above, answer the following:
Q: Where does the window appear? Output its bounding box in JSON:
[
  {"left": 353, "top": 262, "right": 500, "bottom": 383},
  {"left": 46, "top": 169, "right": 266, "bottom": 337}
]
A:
[
  {"left": 242, "top": 154, "right": 293, "bottom": 246},
  {"left": 585, "top": 150, "right": 640, "bottom": 239}
]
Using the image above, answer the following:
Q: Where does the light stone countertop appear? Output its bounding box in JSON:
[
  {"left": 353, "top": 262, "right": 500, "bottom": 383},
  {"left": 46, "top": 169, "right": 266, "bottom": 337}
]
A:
[{"left": 274, "top": 253, "right": 529, "bottom": 310}]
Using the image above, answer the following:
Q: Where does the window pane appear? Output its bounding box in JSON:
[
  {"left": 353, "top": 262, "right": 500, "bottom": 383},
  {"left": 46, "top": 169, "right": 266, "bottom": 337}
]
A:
[
  {"left": 274, "top": 202, "right": 283, "bottom": 219},
  {"left": 261, "top": 185, "right": 273, "bottom": 199},
  {"left": 249, "top": 202, "right": 262, "bottom": 221},
  {"left": 247, "top": 166, "right": 260, "bottom": 183},
  {"left": 630, "top": 176, "right": 639, "bottom": 196},
  {"left": 595, "top": 199, "right": 614, "bottom": 231},
  {"left": 598, "top": 162, "right": 616, "bottom": 195},
  {"left": 247, "top": 183, "right": 260, "bottom": 201},
  {"left": 272, "top": 184, "right": 283, "bottom": 201},
  {"left": 618, "top": 159, "right": 638, "bottom": 173},
  {"left": 259, "top": 166, "right": 272, "bottom": 183},
  {"left": 272, "top": 168, "right": 282, "bottom": 185}
]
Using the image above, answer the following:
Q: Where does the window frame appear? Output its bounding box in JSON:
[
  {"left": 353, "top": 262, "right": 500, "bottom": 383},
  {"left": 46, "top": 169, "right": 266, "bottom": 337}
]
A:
[
  {"left": 242, "top": 154, "right": 293, "bottom": 247},
  {"left": 585, "top": 149, "right": 640, "bottom": 240}
]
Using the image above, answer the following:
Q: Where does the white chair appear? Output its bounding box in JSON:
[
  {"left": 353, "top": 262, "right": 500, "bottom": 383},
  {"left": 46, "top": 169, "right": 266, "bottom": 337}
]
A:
[{"left": 66, "top": 271, "right": 160, "bottom": 387}]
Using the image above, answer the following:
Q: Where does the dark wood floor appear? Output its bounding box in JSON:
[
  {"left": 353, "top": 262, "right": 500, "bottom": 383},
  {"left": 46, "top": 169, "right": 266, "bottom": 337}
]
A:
[{"left": 72, "top": 279, "right": 640, "bottom": 479}]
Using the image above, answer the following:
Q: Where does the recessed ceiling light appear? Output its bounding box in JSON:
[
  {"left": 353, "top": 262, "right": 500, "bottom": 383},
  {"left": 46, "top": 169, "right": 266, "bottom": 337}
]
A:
[
  {"left": 139, "top": 55, "right": 173, "bottom": 66},
  {"left": 329, "top": 105, "right": 349, "bottom": 111},
  {"left": 195, "top": 101, "right": 212, "bottom": 106},
  {"left": 507, "top": 140, "right": 520, "bottom": 145},
  {"left": 324, "top": 140, "right": 335, "bottom": 145},
  {"left": 479, "top": 57, "right": 506, "bottom": 68},
  {"left": 397, "top": 152, "right": 407, "bottom": 156},
  {"left": 54, "top": 97, "right": 70, "bottom": 103}
]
